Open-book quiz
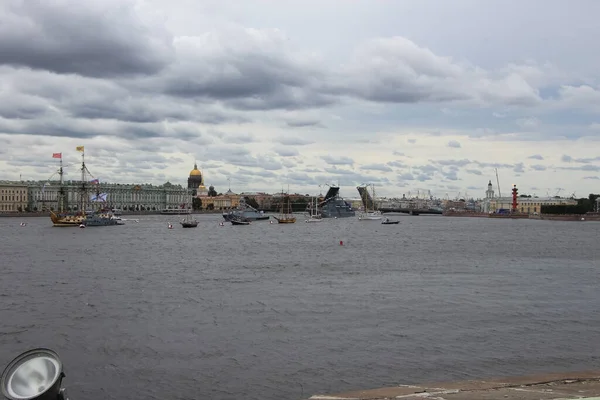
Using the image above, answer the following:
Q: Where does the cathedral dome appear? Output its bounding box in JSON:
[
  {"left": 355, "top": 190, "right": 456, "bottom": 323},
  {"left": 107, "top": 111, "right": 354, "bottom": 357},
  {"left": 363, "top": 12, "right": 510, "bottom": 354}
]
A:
[{"left": 189, "top": 163, "right": 202, "bottom": 176}]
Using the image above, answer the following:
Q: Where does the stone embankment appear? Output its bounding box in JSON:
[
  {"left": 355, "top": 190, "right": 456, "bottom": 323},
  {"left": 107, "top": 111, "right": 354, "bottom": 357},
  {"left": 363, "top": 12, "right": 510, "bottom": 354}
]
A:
[{"left": 306, "top": 370, "right": 600, "bottom": 400}]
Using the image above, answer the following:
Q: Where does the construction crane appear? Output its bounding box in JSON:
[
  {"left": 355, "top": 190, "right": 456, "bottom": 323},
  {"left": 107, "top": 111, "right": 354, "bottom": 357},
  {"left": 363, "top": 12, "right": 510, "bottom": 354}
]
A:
[{"left": 495, "top": 168, "right": 502, "bottom": 197}]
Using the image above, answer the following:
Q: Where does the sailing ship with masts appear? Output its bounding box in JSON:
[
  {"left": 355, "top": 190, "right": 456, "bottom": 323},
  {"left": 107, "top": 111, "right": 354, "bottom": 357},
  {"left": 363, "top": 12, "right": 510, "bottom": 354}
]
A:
[
  {"left": 49, "top": 146, "right": 121, "bottom": 227},
  {"left": 357, "top": 183, "right": 383, "bottom": 220},
  {"left": 273, "top": 191, "right": 296, "bottom": 224},
  {"left": 305, "top": 195, "right": 323, "bottom": 222}
]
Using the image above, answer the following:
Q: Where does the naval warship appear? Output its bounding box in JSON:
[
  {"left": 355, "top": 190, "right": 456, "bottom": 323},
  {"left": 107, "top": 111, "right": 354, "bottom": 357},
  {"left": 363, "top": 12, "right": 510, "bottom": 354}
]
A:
[
  {"left": 222, "top": 197, "right": 270, "bottom": 221},
  {"left": 319, "top": 186, "right": 355, "bottom": 218}
]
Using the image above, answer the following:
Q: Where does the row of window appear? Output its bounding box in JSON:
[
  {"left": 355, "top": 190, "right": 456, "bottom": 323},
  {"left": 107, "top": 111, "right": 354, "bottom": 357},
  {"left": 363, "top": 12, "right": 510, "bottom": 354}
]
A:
[
  {"left": 0, "top": 189, "right": 26, "bottom": 194},
  {"left": 0, "top": 204, "right": 22, "bottom": 211},
  {"left": 1, "top": 196, "right": 26, "bottom": 201}
]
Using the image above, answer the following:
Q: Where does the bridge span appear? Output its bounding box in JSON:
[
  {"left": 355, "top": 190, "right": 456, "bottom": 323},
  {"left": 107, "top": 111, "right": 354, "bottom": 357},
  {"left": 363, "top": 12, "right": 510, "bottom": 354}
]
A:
[{"left": 379, "top": 207, "right": 443, "bottom": 215}]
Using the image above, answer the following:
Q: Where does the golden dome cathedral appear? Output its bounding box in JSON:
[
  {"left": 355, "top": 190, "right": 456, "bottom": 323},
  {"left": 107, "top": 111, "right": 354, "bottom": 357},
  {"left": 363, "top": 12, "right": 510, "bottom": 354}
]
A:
[{"left": 189, "top": 162, "right": 202, "bottom": 176}]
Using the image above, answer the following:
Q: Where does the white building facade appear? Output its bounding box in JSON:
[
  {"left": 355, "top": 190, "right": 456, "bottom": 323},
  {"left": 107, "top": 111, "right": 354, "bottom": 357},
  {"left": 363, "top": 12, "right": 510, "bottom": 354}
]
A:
[{"left": 23, "top": 180, "right": 190, "bottom": 212}]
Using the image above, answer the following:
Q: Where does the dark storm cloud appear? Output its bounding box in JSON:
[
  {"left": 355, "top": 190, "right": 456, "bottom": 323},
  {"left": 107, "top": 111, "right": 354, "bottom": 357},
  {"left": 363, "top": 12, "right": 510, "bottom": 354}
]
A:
[
  {"left": 156, "top": 34, "right": 337, "bottom": 111},
  {"left": 0, "top": 116, "right": 220, "bottom": 141},
  {"left": 0, "top": 0, "right": 174, "bottom": 77},
  {"left": 0, "top": 92, "right": 50, "bottom": 120}
]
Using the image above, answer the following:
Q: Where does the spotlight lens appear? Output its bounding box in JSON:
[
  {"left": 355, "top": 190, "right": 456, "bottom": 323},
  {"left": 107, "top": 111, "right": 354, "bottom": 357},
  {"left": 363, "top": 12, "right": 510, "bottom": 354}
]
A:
[{"left": 2, "top": 351, "right": 61, "bottom": 400}]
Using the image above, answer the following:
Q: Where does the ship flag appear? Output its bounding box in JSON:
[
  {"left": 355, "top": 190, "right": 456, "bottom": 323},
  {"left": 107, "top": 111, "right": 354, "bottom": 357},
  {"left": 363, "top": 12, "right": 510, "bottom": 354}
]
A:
[
  {"left": 90, "top": 178, "right": 99, "bottom": 184},
  {"left": 52, "top": 153, "right": 62, "bottom": 159},
  {"left": 90, "top": 193, "right": 107, "bottom": 202},
  {"left": 76, "top": 146, "right": 84, "bottom": 152}
]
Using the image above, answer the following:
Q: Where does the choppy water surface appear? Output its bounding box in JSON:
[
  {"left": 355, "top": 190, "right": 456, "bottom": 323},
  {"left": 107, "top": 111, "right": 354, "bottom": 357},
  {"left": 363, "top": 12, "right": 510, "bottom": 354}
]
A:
[{"left": 0, "top": 214, "right": 599, "bottom": 400}]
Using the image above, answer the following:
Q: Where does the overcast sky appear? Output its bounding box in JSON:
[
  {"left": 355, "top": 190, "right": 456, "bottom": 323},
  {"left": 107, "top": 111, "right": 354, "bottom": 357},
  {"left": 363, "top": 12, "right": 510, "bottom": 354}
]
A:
[{"left": 1, "top": 0, "right": 599, "bottom": 199}]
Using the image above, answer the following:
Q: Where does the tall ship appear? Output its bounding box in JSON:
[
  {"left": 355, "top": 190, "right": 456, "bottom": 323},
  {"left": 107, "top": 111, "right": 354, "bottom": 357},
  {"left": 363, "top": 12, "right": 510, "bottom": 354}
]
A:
[
  {"left": 222, "top": 197, "right": 270, "bottom": 221},
  {"left": 273, "top": 192, "right": 296, "bottom": 224},
  {"left": 357, "top": 184, "right": 383, "bottom": 220},
  {"left": 319, "top": 185, "right": 355, "bottom": 218},
  {"left": 49, "top": 147, "right": 121, "bottom": 227}
]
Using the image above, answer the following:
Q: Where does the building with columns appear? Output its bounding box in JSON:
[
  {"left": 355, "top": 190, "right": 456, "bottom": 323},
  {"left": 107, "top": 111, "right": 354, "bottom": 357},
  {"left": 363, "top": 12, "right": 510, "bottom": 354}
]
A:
[{"left": 19, "top": 180, "right": 189, "bottom": 212}]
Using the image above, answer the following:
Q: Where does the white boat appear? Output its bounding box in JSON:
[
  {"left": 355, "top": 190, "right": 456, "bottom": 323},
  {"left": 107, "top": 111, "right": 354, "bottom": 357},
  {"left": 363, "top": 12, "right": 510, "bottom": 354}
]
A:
[
  {"left": 359, "top": 211, "right": 382, "bottom": 220},
  {"left": 357, "top": 184, "right": 382, "bottom": 220},
  {"left": 305, "top": 196, "right": 323, "bottom": 222}
]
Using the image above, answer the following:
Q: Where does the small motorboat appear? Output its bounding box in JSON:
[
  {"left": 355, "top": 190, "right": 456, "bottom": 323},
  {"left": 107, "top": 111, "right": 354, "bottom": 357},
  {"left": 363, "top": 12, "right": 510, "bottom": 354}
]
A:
[
  {"left": 381, "top": 218, "right": 399, "bottom": 225},
  {"left": 231, "top": 217, "right": 250, "bottom": 226},
  {"left": 180, "top": 220, "right": 199, "bottom": 228},
  {"left": 180, "top": 216, "right": 198, "bottom": 228}
]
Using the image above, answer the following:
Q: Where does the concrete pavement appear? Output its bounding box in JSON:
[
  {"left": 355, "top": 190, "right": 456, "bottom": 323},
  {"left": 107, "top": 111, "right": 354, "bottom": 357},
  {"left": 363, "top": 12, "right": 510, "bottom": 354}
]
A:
[{"left": 307, "top": 370, "right": 600, "bottom": 400}]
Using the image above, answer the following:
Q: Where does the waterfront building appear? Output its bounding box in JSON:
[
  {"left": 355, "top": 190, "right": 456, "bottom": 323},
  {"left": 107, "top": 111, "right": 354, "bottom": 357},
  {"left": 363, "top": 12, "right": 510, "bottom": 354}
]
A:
[
  {"left": 489, "top": 196, "right": 577, "bottom": 214},
  {"left": 189, "top": 164, "right": 240, "bottom": 210},
  {"left": 22, "top": 180, "right": 189, "bottom": 212},
  {"left": 197, "top": 186, "right": 240, "bottom": 210},
  {"left": 0, "top": 182, "right": 28, "bottom": 212},
  {"left": 480, "top": 180, "right": 577, "bottom": 214}
]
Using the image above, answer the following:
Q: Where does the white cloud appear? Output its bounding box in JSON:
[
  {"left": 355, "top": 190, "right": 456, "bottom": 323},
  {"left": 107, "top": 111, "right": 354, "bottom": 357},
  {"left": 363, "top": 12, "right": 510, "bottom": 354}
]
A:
[{"left": 0, "top": 0, "right": 599, "bottom": 198}]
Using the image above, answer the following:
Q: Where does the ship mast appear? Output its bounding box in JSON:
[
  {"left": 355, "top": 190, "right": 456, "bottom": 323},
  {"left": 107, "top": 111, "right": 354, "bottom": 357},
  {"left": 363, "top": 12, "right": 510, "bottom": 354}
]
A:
[
  {"left": 80, "top": 150, "right": 87, "bottom": 214},
  {"left": 58, "top": 157, "right": 65, "bottom": 213}
]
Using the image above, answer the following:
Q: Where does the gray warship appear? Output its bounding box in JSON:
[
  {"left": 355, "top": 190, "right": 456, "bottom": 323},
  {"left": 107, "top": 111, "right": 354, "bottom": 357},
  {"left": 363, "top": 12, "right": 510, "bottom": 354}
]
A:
[
  {"left": 319, "top": 186, "right": 355, "bottom": 218},
  {"left": 222, "top": 197, "right": 270, "bottom": 221}
]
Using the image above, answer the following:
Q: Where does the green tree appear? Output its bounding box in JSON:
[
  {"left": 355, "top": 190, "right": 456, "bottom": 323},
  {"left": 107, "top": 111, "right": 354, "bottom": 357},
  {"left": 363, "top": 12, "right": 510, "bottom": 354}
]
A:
[
  {"left": 192, "top": 197, "right": 202, "bottom": 210},
  {"left": 291, "top": 197, "right": 309, "bottom": 212}
]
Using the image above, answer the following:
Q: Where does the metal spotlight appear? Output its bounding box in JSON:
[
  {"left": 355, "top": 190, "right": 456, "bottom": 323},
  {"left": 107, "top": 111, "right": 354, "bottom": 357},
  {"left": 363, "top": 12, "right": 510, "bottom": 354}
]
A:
[{"left": 1, "top": 349, "right": 68, "bottom": 400}]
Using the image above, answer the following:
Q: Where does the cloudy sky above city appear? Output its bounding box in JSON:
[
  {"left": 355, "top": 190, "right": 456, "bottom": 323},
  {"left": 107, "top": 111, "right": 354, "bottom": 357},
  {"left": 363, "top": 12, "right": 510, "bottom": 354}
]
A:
[{"left": 1, "top": 0, "right": 599, "bottom": 198}]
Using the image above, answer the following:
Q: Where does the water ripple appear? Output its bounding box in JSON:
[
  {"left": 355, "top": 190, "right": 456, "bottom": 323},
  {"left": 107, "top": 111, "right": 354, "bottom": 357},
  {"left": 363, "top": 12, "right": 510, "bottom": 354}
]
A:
[{"left": 0, "top": 215, "right": 599, "bottom": 400}]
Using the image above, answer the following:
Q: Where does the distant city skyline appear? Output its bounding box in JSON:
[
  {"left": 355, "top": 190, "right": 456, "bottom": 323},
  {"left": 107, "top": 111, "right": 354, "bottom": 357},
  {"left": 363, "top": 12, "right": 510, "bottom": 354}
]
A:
[{"left": 1, "top": 0, "right": 599, "bottom": 198}]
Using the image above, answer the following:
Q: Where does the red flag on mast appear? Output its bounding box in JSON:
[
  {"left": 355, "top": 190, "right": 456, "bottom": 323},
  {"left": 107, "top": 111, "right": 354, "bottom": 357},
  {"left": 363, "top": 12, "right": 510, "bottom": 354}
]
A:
[{"left": 52, "top": 153, "right": 62, "bottom": 159}]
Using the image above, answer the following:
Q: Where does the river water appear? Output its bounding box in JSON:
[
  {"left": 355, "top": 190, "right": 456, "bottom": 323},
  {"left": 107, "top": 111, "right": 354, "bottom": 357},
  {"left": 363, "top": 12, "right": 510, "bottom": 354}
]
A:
[{"left": 0, "top": 214, "right": 599, "bottom": 400}]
